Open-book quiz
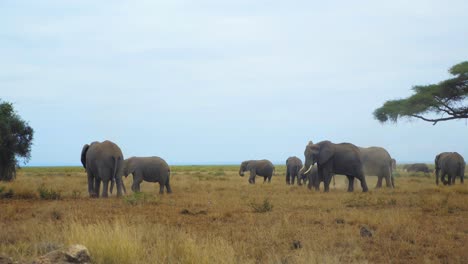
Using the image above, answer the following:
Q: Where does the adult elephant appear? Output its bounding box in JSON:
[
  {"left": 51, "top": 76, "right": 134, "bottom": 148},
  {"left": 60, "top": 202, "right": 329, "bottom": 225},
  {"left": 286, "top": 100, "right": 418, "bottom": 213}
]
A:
[
  {"left": 286, "top": 156, "right": 303, "bottom": 185},
  {"left": 239, "top": 159, "right": 275, "bottom": 184},
  {"left": 122, "top": 156, "right": 172, "bottom": 194},
  {"left": 81, "top": 140, "right": 125, "bottom": 198},
  {"left": 435, "top": 152, "right": 465, "bottom": 185},
  {"left": 299, "top": 141, "right": 368, "bottom": 192},
  {"left": 359, "top": 147, "right": 394, "bottom": 188}
]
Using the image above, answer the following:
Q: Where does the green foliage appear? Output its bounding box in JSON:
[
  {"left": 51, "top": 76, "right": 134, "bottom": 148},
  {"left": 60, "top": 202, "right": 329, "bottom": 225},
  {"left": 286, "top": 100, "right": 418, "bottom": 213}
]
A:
[
  {"left": 374, "top": 61, "right": 468, "bottom": 124},
  {"left": 249, "top": 198, "right": 273, "bottom": 213},
  {"left": 0, "top": 99, "right": 34, "bottom": 181},
  {"left": 38, "top": 186, "right": 62, "bottom": 200}
]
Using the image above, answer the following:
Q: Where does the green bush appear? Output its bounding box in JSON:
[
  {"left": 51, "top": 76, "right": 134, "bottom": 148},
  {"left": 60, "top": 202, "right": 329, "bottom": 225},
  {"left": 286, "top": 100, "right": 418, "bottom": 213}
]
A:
[
  {"left": 38, "top": 186, "right": 61, "bottom": 200},
  {"left": 249, "top": 198, "right": 273, "bottom": 213}
]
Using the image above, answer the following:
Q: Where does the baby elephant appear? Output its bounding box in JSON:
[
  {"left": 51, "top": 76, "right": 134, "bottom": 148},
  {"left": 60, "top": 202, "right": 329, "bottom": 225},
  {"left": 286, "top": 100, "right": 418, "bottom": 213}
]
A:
[{"left": 123, "top": 156, "right": 172, "bottom": 194}]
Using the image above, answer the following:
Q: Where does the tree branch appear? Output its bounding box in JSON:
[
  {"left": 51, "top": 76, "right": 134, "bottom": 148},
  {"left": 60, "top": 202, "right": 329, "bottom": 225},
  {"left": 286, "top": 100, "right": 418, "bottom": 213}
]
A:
[{"left": 409, "top": 114, "right": 468, "bottom": 125}]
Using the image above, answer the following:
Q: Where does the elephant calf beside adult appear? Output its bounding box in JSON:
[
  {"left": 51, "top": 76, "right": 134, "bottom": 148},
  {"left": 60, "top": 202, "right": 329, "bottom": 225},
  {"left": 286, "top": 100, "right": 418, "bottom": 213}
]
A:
[
  {"left": 81, "top": 140, "right": 125, "bottom": 198},
  {"left": 122, "top": 156, "right": 172, "bottom": 194},
  {"left": 300, "top": 140, "right": 368, "bottom": 192},
  {"left": 239, "top": 159, "right": 275, "bottom": 184},
  {"left": 435, "top": 152, "right": 465, "bottom": 185},
  {"left": 286, "top": 156, "right": 303, "bottom": 185}
]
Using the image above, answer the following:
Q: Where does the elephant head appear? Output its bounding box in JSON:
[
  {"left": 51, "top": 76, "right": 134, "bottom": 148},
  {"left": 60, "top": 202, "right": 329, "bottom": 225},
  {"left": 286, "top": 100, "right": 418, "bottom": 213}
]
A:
[
  {"left": 300, "top": 141, "right": 334, "bottom": 175},
  {"left": 239, "top": 161, "right": 249, "bottom": 176}
]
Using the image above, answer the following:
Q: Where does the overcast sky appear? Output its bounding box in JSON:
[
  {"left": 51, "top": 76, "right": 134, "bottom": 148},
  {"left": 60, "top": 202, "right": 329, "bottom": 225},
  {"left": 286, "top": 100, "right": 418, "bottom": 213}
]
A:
[{"left": 2, "top": 0, "right": 468, "bottom": 166}]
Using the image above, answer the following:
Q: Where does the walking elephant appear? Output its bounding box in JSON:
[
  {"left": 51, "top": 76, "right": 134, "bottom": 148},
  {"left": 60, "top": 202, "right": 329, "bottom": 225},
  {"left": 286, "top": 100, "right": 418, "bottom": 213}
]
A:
[
  {"left": 239, "top": 159, "right": 275, "bottom": 184},
  {"left": 359, "top": 147, "right": 394, "bottom": 188},
  {"left": 435, "top": 152, "right": 465, "bottom": 185},
  {"left": 81, "top": 140, "right": 125, "bottom": 198},
  {"left": 286, "top": 156, "right": 303, "bottom": 185},
  {"left": 299, "top": 141, "right": 368, "bottom": 192},
  {"left": 122, "top": 156, "right": 172, "bottom": 194}
]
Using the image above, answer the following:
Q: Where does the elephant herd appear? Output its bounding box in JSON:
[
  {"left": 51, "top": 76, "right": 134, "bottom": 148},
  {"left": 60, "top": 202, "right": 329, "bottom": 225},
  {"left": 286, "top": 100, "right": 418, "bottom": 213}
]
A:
[
  {"left": 239, "top": 140, "right": 465, "bottom": 193},
  {"left": 80, "top": 139, "right": 465, "bottom": 198}
]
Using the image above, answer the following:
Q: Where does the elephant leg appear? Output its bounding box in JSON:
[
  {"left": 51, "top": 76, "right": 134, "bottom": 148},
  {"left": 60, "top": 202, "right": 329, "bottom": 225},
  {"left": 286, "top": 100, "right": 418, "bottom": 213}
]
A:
[
  {"left": 249, "top": 170, "right": 256, "bottom": 184},
  {"left": 102, "top": 180, "right": 109, "bottom": 198},
  {"left": 359, "top": 175, "right": 369, "bottom": 192},
  {"left": 131, "top": 173, "right": 143, "bottom": 192},
  {"left": 94, "top": 178, "right": 101, "bottom": 198},
  {"left": 87, "top": 171, "right": 96, "bottom": 198},
  {"left": 159, "top": 182, "right": 164, "bottom": 194},
  {"left": 384, "top": 170, "right": 392, "bottom": 188},
  {"left": 376, "top": 176, "right": 383, "bottom": 188},
  {"left": 268, "top": 175, "right": 272, "bottom": 183},
  {"left": 322, "top": 169, "right": 332, "bottom": 192},
  {"left": 391, "top": 176, "right": 395, "bottom": 188},
  {"left": 286, "top": 170, "right": 291, "bottom": 185},
  {"left": 346, "top": 175, "right": 354, "bottom": 192},
  {"left": 165, "top": 180, "right": 172, "bottom": 194}
]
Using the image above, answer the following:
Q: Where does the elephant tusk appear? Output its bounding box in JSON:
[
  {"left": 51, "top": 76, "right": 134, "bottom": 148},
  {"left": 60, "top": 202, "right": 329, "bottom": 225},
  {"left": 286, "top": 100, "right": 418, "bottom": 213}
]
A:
[{"left": 303, "top": 165, "right": 313, "bottom": 175}]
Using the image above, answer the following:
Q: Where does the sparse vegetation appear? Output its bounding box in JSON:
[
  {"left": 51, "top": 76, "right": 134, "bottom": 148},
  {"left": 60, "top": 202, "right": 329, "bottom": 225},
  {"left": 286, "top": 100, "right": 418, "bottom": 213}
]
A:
[
  {"left": 249, "top": 198, "right": 274, "bottom": 213},
  {"left": 0, "top": 165, "right": 466, "bottom": 263}
]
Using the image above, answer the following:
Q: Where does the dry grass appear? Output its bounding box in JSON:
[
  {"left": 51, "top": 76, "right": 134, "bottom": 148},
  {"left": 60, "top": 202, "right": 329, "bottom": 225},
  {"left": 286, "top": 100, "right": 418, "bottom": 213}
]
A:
[{"left": 0, "top": 165, "right": 467, "bottom": 263}]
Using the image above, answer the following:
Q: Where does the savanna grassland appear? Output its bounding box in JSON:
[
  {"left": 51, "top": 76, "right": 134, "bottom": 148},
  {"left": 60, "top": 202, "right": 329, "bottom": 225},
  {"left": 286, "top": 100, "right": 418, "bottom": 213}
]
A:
[{"left": 0, "top": 166, "right": 467, "bottom": 264}]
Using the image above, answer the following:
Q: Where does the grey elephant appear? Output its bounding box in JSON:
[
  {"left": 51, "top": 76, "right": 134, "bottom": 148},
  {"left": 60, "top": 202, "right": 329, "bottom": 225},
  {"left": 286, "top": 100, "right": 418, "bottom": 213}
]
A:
[
  {"left": 405, "top": 163, "right": 431, "bottom": 174},
  {"left": 299, "top": 141, "right": 368, "bottom": 192},
  {"left": 239, "top": 159, "right": 275, "bottom": 184},
  {"left": 286, "top": 156, "right": 303, "bottom": 185},
  {"left": 81, "top": 140, "right": 125, "bottom": 198},
  {"left": 391, "top": 158, "right": 396, "bottom": 171},
  {"left": 435, "top": 152, "right": 465, "bottom": 185},
  {"left": 359, "top": 147, "right": 394, "bottom": 188},
  {"left": 122, "top": 156, "right": 172, "bottom": 194}
]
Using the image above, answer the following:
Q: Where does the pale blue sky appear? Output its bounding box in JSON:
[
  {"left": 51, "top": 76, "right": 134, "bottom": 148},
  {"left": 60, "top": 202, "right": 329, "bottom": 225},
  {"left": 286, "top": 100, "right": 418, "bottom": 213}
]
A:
[{"left": 1, "top": 0, "right": 467, "bottom": 166}]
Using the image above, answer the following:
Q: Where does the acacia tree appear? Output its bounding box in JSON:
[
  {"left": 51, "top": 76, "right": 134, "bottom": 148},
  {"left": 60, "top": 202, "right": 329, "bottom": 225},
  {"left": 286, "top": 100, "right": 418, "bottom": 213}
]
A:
[
  {"left": 374, "top": 61, "right": 468, "bottom": 125},
  {"left": 0, "top": 100, "right": 34, "bottom": 181}
]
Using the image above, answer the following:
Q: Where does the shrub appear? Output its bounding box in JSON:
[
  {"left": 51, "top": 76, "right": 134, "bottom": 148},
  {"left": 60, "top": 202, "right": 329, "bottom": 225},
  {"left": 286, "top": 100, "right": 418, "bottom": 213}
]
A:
[
  {"left": 38, "top": 186, "right": 61, "bottom": 200},
  {"left": 249, "top": 198, "right": 273, "bottom": 213}
]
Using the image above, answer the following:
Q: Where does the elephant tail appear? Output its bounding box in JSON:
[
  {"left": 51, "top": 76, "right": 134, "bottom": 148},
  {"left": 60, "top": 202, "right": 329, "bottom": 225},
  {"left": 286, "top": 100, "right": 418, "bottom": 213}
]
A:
[{"left": 110, "top": 156, "right": 125, "bottom": 195}]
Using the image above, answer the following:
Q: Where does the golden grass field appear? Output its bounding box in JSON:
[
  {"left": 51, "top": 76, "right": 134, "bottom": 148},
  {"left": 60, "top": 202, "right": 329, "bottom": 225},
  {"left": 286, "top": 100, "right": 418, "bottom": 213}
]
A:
[{"left": 0, "top": 165, "right": 467, "bottom": 264}]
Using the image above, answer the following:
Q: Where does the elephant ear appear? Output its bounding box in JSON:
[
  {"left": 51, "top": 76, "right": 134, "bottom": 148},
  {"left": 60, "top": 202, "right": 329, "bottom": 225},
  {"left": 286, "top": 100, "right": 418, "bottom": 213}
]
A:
[
  {"left": 318, "top": 143, "right": 334, "bottom": 165},
  {"left": 81, "top": 144, "right": 90, "bottom": 169},
  {"left": 434, "top": 154, "right": 440, "bottom": 168}
]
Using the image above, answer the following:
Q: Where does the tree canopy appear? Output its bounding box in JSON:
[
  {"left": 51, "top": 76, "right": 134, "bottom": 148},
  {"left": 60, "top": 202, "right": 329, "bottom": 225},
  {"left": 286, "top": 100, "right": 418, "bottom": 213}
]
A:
[
  {"left": 0, "top": 100, "right": 34, "bottom": 181},
  {"left": 374, "top": 61, "right": 468, "bottom": 125}
]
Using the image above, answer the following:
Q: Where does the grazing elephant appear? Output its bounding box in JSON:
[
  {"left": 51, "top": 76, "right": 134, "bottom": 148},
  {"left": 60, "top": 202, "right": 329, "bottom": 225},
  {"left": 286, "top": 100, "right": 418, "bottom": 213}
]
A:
[
  {"left": 239, "top": 160, "right": 275, "bottom": 184},
  {"left": 405, "top": 163, "right": 431, "bottom": 174},
  {"left": 81, "top": 140, "right": 125, "bottom": 198},
  {"left": 299, "top": 141, "right": 368, "bottom": 192},
  {"left": 359, "top": 147, "right": 394, "bottom": 188},
  {"left": 435, "top": 152, "right": 465, "bottom": 185},
  {"left": 286, "top": 156, "right": 303, "bottom": 185},
  {"left": 122, "top": 156, "right": 172, "bottom": 194}
]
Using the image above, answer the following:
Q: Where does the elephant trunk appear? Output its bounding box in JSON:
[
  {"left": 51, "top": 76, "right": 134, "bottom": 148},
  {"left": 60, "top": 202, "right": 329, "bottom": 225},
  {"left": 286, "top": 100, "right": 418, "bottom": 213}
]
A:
[{"left": 239, "top": 170, "right": 244, "bottom": 177}]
